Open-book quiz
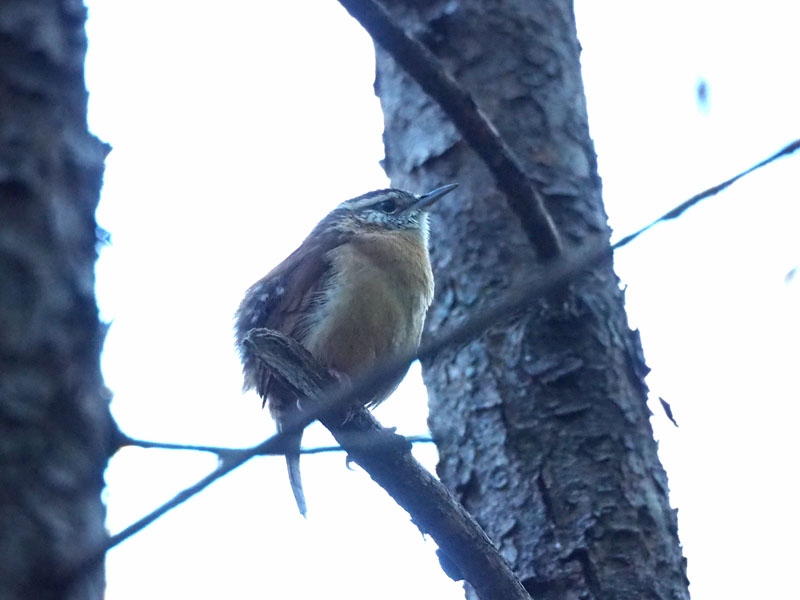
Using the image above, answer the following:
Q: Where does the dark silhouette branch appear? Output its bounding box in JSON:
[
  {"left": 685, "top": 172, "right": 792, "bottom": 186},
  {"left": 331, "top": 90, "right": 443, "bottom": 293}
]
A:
[
  {"left": 244, "top": 329, "right": 532, "bottom": 600},
  {"left": 337, "top": 0, "right": 562, "bottom": 260}
]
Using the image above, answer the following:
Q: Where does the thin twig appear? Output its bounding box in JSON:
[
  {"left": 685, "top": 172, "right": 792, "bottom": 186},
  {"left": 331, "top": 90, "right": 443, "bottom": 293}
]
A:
[
  {"left": 612, "top": 139, "right": 800, "bottom": 249},
  {"left": 119, "top": 434, "right": 434, "bottom": 456},
  {"left": 337, "top": 0, "right": 562, "bottom": 260}
]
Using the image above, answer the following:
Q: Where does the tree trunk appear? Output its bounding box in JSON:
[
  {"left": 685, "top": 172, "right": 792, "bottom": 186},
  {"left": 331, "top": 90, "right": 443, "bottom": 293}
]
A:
[
  {"left": 374, "top": 1, "right": 689, "bottom": 598},
  {"left": 0, "top": 1, "right": 111, "bottom": 598}
]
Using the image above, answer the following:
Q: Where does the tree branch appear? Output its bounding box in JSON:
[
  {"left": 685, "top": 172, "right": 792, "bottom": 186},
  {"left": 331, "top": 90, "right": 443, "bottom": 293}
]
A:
[
  {"left": 117, "top": 432, "right": 434, "bottom": 456},
  {"left": 612, "top": 138, "right": 800, "bottom": 248},
  {"left": 337, "top": 0, "right": 562, "bottom": 260},
  {"left": 245, "top": 329, "right": 532, "bottom": 600}
]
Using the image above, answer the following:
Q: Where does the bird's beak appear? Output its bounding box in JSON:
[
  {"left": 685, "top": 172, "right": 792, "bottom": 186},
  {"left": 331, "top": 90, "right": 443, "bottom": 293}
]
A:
[{"left": 410, "top": 183, "right": 458, "bottom": 212}]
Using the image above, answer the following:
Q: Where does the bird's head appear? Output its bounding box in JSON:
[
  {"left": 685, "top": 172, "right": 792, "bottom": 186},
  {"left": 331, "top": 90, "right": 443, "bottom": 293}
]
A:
[{"left": 317, "top": 184, "right": 458, "bottom": 239}]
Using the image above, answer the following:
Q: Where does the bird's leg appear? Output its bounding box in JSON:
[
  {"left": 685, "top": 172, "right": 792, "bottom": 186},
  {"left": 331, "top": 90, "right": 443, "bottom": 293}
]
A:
[
  {"left": 295, "top": 368, "right": 352, "bottom": 413},
  {"left": 330, "top": 368, "right": 352, "bottom": 387}
]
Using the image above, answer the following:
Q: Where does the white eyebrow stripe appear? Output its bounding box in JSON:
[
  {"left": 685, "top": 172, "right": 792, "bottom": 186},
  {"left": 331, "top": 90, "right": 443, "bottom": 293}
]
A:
[{"left": 343, "top": 192, "right": 393, "bottom": 210}]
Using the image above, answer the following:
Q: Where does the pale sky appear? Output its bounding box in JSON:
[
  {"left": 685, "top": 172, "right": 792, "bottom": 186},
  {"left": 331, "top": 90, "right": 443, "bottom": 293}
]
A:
[{"left": 84, "top": 2, "right": 799, "bottom": 598}]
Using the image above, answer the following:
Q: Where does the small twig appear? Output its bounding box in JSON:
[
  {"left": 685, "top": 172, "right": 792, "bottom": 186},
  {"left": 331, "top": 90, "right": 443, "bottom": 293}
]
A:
[
  {"left": 337, "top": 0, "right": 562, "bottom": 260},
  {"left": 61, "top": 432, "right": 309, "bottom": 587},
  {"left": 612, "top": 139, "right": 800, "bottom": 249},
  {"left": 117, "top": 435, "right": 246, "bottom": 458},
  {"left": 118, "top": 434, "right": 434, "bottom": 456}
]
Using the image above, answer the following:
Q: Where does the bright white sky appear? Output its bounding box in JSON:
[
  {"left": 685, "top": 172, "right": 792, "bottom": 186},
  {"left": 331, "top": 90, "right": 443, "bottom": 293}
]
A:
[{"left": 84, "top": 2, "right": 799, "bottom": 598}]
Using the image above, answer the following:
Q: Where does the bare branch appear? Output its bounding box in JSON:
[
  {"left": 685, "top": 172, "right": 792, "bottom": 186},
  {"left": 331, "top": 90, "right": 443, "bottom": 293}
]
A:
[
  {"left": 612, "top": 138, "right": 800, "bottom": 249},
  {"left": 118, "top": 433, "right": 434, "bottom": 456},
  {"left": 245, "top": 329, "right": 532, "bottom": 600},
  {"left": 337, "top": 0, "right": 562, "bottom": 260}
]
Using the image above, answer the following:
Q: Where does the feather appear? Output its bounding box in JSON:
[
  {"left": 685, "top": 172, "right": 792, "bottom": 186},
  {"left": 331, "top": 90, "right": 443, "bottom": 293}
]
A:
[
  {"left": 233, "top": 185, "right": 453, "bottom": 516},
  {"left": 235, "top": 225, "right": 350, "bottom": 515}
]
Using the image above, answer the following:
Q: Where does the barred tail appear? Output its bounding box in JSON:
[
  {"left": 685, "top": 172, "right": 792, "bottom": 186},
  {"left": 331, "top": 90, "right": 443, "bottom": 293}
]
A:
[{"left": 284, "top": 431, "right": 307, "bottom": 517}]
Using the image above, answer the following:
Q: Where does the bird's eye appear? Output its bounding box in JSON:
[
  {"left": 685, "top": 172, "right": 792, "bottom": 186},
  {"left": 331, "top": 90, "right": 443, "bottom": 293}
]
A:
[{"left": 378, "top": 199, "right": 397, "bottom": 213}]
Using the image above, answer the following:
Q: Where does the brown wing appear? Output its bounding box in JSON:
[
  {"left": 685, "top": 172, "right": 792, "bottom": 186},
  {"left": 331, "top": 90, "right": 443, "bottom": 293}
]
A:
[
  {"left": 235, "top": 224, "right": 350, "bottom": 517},
  {"left": 234, "top": 227, "right": 347, "bottom": 409}
]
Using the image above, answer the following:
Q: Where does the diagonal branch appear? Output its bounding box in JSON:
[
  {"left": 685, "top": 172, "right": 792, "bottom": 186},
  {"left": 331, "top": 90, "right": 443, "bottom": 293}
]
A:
[
  {"left": 612, "top": 138, "right": 800, "bottom": 249},
  {"left": 337, "top": 0, "right": 562, "bottom": 260},
  {"left": 245, "top": 329, "right": 532, "bottom": 600}
]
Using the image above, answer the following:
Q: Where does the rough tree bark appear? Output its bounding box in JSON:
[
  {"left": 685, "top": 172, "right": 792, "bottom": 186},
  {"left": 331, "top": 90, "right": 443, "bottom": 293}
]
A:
[
  {"left": 373, "top": 2, "right": 689, "bottom": 599},
  {"left": 0, "top": 1, "right": 111, "bottom": 599}
]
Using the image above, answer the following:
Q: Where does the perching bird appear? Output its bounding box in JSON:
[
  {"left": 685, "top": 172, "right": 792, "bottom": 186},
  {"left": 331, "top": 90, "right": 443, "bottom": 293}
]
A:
[{"left": 235, "top": 184, "right": 457, "bottom": 515}]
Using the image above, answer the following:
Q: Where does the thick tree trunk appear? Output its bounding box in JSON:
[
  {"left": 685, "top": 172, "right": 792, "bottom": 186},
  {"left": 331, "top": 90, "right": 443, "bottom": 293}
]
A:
[
  {"left": 0, "top": 1, "right": 111, "bottom": 599},
  {"left": 374, "top": 1, "right": 689, "bottom": 598}
]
